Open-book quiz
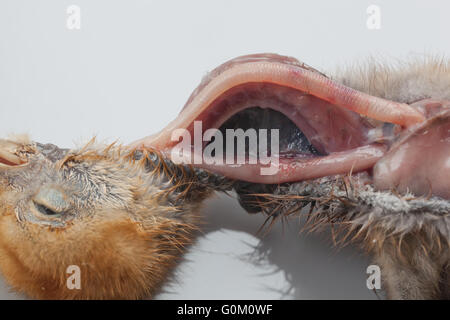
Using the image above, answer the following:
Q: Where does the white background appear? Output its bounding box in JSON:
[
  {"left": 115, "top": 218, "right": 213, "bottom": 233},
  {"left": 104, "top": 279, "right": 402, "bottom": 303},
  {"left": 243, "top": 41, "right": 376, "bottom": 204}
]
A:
[{"left": 0, "top": 0, "right": 449, "bottom": 299}]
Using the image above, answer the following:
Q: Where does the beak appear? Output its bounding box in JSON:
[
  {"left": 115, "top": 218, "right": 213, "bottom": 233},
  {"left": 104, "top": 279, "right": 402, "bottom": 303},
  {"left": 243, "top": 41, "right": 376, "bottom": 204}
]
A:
[{"left": 0, "top": 139, "right": 28, "bottom": 167}]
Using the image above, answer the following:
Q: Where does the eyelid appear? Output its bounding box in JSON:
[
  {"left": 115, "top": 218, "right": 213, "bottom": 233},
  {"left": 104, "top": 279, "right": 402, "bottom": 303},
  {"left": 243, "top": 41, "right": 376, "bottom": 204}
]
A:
[
  {"left": 33, "top": 202, "right": 59, "bottom": 216},
  {"left": 33, "top": 186, "right": 70, "bottom": 213}
]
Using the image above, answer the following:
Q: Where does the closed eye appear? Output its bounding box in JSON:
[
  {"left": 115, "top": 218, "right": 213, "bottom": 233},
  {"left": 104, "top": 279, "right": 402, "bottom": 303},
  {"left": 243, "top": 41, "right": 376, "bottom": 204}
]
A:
[
  {"left": 31, "top": 187, "right": 70, "bottom": 217},
  {"left": 33, "top": 201, "right": 60, "bottom": 216}
]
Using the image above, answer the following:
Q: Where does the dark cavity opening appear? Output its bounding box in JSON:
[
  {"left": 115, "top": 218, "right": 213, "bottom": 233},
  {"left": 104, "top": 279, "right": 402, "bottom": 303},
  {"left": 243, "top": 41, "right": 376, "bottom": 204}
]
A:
[{"left": 209, "top": 107, "right": 322, "bottom": 159}]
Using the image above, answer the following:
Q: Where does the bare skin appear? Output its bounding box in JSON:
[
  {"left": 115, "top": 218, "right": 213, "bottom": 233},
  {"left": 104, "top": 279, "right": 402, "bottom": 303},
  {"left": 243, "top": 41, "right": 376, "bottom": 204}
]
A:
[{"left": 0, "top": 54, "right": 448, "bottom": 299}]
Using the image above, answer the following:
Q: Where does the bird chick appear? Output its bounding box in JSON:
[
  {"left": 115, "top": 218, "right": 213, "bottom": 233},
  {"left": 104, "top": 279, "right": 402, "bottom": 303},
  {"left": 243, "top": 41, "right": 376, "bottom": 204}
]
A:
[
  {"left": 0, "top": 137, "right": 230, "bottom": 299},
  {"left": 0, "top": 54, "right": 449, "bottom": 300}
]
